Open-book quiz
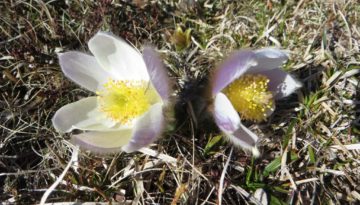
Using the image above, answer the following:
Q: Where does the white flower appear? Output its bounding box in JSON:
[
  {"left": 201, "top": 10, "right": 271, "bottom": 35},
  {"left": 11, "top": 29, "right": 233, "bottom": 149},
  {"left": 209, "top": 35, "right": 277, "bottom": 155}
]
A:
[
  {"left": 52, "top": 32, "right": 171, "bottom": 153},
  {"left": 211, "top": 48, "right": 302, "bottom": 155}
]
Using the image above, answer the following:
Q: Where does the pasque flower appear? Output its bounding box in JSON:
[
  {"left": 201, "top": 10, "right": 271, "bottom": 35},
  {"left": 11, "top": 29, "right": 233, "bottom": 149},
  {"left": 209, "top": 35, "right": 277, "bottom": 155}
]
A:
[
  {"left": 210, "top": 48, "right": 301, "bottom": 154},
  {"left": 52, "top": 32, "right": 171, "bottom": 153}
]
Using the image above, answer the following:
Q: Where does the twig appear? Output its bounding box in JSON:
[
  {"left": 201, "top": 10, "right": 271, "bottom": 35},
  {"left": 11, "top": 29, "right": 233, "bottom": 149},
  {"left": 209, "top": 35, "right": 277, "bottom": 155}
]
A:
[
  {"left": 230, "top": 184, "right": 262, "bottom": 205},
  {"left": 138, "top": 147, "right": 177, "bottom": 165},
  {"left": 218, "top": 147, "right": 233, "bottom": 205},
  {"left": 40, "top": 146, "right": 79, "bottom": 205}
]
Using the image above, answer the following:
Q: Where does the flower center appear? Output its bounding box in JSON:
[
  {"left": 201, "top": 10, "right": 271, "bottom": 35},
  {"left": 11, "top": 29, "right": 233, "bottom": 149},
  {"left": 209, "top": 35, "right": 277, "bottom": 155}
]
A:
[
  {"left": 97, "top": 80, "right": 153, "bottom": 124},
  {"left": 223, "top": 74, "right": 274, "bottom": 122}
]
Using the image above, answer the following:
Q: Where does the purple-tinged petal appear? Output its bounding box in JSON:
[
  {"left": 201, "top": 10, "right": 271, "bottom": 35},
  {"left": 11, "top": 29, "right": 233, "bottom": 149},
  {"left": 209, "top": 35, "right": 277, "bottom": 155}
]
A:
[
  {"left": 227, "top": 123, "right": 259, "bottom": 150},
  {"left": 58, "top": 51, "right": 110, "bottom": 92},
  {"left": 213, "top": 93, "right": 259, "bottom": 151},
  {"left": 212, "top": 50, "right": 257, "bottom": 95},
  {"left": 249, "top": 48, "right": 289, "bottom": 73},
  {"left": 213, "top": 93, "right": 241, "bottom": 133},
  {"left": 71, "top": 129, "right": 132, "bottom": 154},
  {"left": 143, "top": 47, "right": 171, "bottom": 101},
  {"left": 52, "top": 97, "right": 116, "bottom": 133},
  {"left": 88, "top": 31, "right": 149, "bottom": 81},
  {"left": 122, "top": 103, "right": 165, "bottom": 153},
  {"left": 257, "top": 68, "right": 302, "bottom": 99}
]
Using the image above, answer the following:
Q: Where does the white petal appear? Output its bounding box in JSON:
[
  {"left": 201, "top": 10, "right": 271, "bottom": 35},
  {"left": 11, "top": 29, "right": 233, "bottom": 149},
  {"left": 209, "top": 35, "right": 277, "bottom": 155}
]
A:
[
  {"left": 71, "top": 129, "right": 133, "bottom": 154},
  {"left": 212, "top": 50, "right": 257, "bottom": 95},
  {"left": 249, "top": 48, "right": 289, "bottom": 73},
  {"left": 58, "top": 51, "right": 110, "bottom": 92},
  {"left": 143, "top": 47, "right": 171, "bottom": 101},
  {"left": 122, "top": 103, "right": 165, "bottom": 153},
  {"left": 257, "top": 68, "right": 302, "bottom": 99},
  {"left": 254, "top": 188, "right": 268, "bottom": 205},
  {"left": 88, "top": 31, "right": 149, "bottom": 81},
  {"left": 213, "top": 93, "right": 241, "bottom": 133},
  {"left": 52, "top": 97, "right": 116, "bottom": 133}
]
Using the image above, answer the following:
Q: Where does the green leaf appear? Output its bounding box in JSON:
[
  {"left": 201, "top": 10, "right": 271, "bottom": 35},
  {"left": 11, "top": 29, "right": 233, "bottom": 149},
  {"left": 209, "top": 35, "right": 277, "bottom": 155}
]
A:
[
  {"left": 247, "top": 182, "right": 265, "bottom": 189},
  {"left": 308, "top": 146, "right": 316, "bottom": 164},
  {"left": 263, "top": 150, "right": 299, "bottom": 178},
  {"left": 273, "top": 186, "right": 289, "bottom": 194},
  {"left": 172, "top": 26, "right": 192, "bottom": 51},
  {"left": 290, "top": 150, "right": 299, "bottom": 161},
  {"left": 322, "top": 28, "right": 327, "bottom": 48},
  {"left": 283, "top": 118, "right": 297, "bottom": 148},
  {"left": 263, "top": 157, "right": 281, "bottom": 177},
  {"left": 246, "top": 158, "right": 255, "bottom": 186},
  {"left": 269, "top": 194, "right": 288, "bottom": 205},
  {"left": 203, "top": 135, "right": 223, "bottom": 156}
]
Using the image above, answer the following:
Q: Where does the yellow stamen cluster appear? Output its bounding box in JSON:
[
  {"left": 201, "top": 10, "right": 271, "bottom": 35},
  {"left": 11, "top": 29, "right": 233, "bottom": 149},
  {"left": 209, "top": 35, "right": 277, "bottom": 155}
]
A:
[
  {"left": 97, "top": 80, "right": 151, "bottom": 124},
  {"left": 223, "top": 74, "right": 274, "bottom": 122}
]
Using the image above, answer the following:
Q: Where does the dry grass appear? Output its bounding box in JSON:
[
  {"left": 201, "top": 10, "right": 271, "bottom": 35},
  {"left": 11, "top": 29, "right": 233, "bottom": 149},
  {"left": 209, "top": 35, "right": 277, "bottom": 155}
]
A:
[{"left": 1, "top": 0, "right": 359, "bottom": 204}]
